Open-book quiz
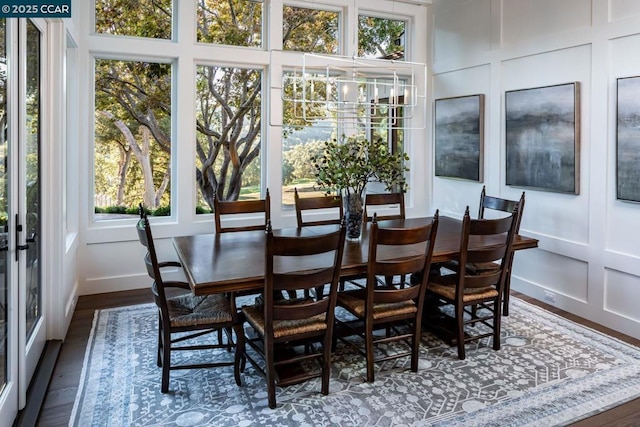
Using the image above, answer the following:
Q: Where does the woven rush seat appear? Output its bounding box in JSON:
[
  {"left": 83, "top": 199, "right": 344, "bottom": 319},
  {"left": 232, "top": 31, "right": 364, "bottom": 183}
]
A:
[
  {"left": 243, "top": 303, "right": 327, "bottom": 339},
  {"left": 427, "top": 274, "right": 498, "bottom": 302},
  {"left": 443, "top": 260, "right": 500, "bottom": 275},
  {"left": 167, "top": 294, "right": 233, "bottom": 327},
  {"left": 337, "top": 288, "right": 417, "bottom": 320}
]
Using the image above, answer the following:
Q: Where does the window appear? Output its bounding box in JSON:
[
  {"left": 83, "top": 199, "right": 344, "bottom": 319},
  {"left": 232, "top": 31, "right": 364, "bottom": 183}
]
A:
[
  {"left": 358, "top": 15, "right": 405, "bottom": 60},
  {"left": 197, "top": 0, "right": 263, "bottom": 48},
  {"left": 281, "top": 71, "right": 337, "bottom": 209},
  {"left": 95, "top": 0, "right": 172, "bottom": 39},
  {"left": 195, "top": 65, "right": 262, "bottom": 213},
  {"left": 94, "top": 59, "right": 172, "bottom": 219},
  {"left": 283, "top": 5, "right": 339, "bottom": 54},
  {"left": 88, "top": 0, "right": 419, "bottom": 224}
]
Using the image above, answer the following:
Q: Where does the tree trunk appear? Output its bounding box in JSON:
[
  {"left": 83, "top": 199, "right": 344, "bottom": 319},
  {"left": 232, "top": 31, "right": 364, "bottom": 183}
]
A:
[
  {"left": 116, "top": 148, "right": 131, "bottom": 206},
  {"left": 97, "top": 111, "right": 161, "bottom": 208}
]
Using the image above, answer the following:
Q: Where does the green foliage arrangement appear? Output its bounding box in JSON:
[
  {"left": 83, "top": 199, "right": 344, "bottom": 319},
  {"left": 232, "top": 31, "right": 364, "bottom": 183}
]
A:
[{"left": 311, "top": 135, "right": 409, "bottom": 197}]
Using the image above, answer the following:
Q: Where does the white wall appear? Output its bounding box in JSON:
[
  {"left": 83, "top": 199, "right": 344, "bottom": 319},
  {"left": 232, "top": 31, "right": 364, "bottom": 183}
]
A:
[{"left": 430, "top": 0, "right": 640, "bottom": 339}]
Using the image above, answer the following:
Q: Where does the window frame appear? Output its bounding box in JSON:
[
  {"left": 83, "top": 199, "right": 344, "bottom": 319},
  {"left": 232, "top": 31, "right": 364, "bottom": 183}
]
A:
[{"left": 83, "top": 0, "right": 425, "bottom": 242}]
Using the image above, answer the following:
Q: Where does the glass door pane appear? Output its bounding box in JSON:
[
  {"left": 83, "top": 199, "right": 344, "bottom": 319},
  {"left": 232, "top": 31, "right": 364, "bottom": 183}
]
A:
[
  {"left": 0, "top": 17, "right": 8, "bottom": 396},
  {"left": 24, "top": 19, "right": 40, "bottom": 338}
]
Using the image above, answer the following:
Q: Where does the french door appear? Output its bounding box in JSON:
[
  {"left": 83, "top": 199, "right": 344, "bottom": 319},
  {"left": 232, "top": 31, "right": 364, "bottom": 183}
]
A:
[{"left": 0, "top": 18, "right": 46, "bottom": 425}]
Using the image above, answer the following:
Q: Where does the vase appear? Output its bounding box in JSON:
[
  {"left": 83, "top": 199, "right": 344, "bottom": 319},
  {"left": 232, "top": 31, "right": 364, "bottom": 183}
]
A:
[{"left": 343, "top": 191, "right": 365, "bottom": 241}]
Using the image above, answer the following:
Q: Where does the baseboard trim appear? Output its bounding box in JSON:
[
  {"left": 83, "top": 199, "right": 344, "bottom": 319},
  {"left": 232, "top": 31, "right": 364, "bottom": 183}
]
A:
[{"left": 14, "top": 340, "right": 62, "bottom": 427}]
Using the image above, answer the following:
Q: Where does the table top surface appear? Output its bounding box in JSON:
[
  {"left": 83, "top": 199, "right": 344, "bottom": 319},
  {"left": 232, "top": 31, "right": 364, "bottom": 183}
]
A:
[{"left": 172, "top": 216, "right": 539, "bottom": 295}]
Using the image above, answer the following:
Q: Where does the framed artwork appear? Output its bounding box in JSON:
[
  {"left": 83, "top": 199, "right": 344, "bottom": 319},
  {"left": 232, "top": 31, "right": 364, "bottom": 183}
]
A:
[
  {"left": 505, "top": 82, "right": 580, "bottom": 194},
  {"left": 616, "top": 76, "right": 640, "bottom": 203},
  {"left": 434, "top": 94, "right": 484, "bottom": 181}
]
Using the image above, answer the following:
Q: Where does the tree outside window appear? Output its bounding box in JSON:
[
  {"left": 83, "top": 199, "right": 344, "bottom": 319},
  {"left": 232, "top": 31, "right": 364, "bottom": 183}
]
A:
[
  {"left": 94, "top": 59, "right": 172, "bottom": 218},
  {"left": 95, "top": 0, "right": 172, "bottom": 39},
  {"left": 197, "top": 0, "right": 262, "bottom": 48},
  {"left": 283, "top": 5, "right": 339, "bottom": 54},
  {"left": 358, "top": 15, "right": 405, "bottom": 60},
  {"left": 195, "top": 66, "right": 262, "bottom": 211}
]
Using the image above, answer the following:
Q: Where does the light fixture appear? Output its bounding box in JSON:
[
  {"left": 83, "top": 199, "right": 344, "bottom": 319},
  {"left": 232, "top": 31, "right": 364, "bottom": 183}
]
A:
[{"left": 281, "top": 53, "right": 427, "bottom": 130}]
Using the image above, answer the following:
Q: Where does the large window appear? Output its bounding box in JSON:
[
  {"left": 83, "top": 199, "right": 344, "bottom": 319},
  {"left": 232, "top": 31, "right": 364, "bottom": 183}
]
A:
[
  {"left": 282, "top": 71, "right": 337, "bottom": 209},
  {"left": 197, "top": 0, "right": 263, "bottom": 47},
  {"left": 358, "top": 15, "right": 405, "bottom": 60},
  {"left": 95, "top": 0, "right": 172, "bottom": 39},
  {"left": 90, "top": 1, "right": 418, "bottom": 223},
  {"left": 283, "top": 5, "right": 339, "bottom": 54},
  {"left": 94, "top": 59, "right": 172, "bottom": 219},
  {"left": 195, "top": 65, "right": 262, "bottom": 212}
]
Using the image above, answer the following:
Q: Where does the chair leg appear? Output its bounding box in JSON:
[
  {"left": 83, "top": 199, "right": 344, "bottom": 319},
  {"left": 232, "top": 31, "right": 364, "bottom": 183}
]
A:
[
  {"left": 456, "top": 304, "right": 466, "bottom": 360},
  {"left": 493, "top": 298, "right": 502, "bottom": 351},
  {"left": 321, "top": 334, "right": 332, "bottom": 395},
  {"left": 157, "top": 317, "right": 163, "bottom": 367},
  {"left": 470, "top": 305, "right": 478, "bottom": 325},
  {"left": 266, "top": 338, "right": 277, "bottom": 409},
  {"left": 411, "top": 320, "right": 420, "bottom": 372},
  {"left": 233, "top": 324, "right": 244, "bottom": 386},
  {"left": 365, "top": 321, "right": 375, "bottom": 382},
  {"left": 161, "top": 328, "right": 171, "bottom": 393},
  {"left": 503, "top": 275, "right": 511, "bottom": 316}
]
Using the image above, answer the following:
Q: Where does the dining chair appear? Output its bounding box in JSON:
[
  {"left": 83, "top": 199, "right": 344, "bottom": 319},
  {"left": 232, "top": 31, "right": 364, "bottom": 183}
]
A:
[
  {"left": 335, "top": 212, "right": 439, "bottom": 383},
  {"left": 294, "top": 187, "right": 343, "bottom": 227},
  {"left": 477, "top": 187, "right": 525, "bottom": 316},
  {"left": 364, "top": 192, "right": 405, "bottom": 222},
  {"left": 443, "top": 186, "right": 525, "bottom": 316},
  {"left": 240, "top": 220, "right": 346, "bottom": 408},
  {"left": 364, "top": 192, "right": 407, "bottom": 286},
  {"left": 213, "top": 189, "right": 271, "bottom": 233},
  {"left": 136, "top": 205, "right": 243, "bottom": 393},
  {"left": 294, "top": 188, "right": 344, "bottom": 298},
  {"left": 293, "top": 187, "right": 364, "bottom": 297},
  {"left": 426, "top": 205, "right": 519, "bottom": 360}
]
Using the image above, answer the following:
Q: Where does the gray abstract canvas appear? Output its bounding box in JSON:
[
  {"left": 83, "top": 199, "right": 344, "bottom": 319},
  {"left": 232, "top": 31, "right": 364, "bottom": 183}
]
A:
[
  {"left": 505, "top": 83, "right": 579, "bottom": 194},
  {"left": 616, "top": 76, "right": 640, "bottom": 202},
  {"left": 435, "top": 95, "right": 484, "bottom": 181}
]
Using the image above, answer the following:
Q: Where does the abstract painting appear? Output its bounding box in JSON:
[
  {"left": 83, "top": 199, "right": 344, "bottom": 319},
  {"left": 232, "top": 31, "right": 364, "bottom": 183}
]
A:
[
  {"left": 616, "top": 76, "right": 640, "bottom": 203},
  {"left": 434, "top": 94, "right": 484, "bottom": 181},
  {"left": 505, "top": 83, "right": 580, "bottom": 194}
]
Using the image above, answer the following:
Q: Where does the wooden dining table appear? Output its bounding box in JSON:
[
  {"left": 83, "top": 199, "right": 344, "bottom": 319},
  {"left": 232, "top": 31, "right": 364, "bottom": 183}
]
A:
[{"left": 172, "top": 216, "right": 539, "bottom": 296}]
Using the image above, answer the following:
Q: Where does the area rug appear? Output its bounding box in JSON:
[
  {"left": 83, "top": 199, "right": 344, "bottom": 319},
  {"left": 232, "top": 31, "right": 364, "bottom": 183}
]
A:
[{"left": 69, "top": 297, "right": 640, "bottom": 426}]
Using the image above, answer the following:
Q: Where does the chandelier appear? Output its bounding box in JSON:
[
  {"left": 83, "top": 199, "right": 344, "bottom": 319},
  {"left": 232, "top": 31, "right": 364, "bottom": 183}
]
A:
[{"left": 281, "top": 53, "right": 427, "bottom": 130}]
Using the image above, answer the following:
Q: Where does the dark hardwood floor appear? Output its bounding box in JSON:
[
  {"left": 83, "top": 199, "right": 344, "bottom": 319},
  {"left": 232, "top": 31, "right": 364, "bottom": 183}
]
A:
[{"left": 37, "top": 289, "right": 640, "bottom": 426}]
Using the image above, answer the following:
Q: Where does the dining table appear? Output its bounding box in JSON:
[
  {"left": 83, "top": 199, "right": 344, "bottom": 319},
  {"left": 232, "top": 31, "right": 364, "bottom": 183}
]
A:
[{"left": 172, "top": 216, "right": 539, "bottom": 296}]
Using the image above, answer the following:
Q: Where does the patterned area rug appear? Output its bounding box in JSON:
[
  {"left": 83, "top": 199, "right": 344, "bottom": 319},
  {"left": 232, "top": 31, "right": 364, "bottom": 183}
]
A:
[{"left": 70, "top": 297, "right": 640, "bottom": 426}]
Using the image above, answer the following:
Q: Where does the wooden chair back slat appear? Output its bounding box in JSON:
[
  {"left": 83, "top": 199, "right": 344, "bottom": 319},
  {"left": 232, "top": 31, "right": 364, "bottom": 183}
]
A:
[
  {"left": 214, "top": 189, "right": 271, "bottom": 233},
  {"left": 265, "top": 223, "right": 346, "bottom": 323},
  {"left": 364, "top": 192, "right": 405, "bottom": 222},
  {"left": 457, "top": 206, "right": 519, "bottom": 295},
  {"left": 367, "top": 215, "right": 438, "bottom": 294},
  {"left": 294, "top": 188, "right": 343, "bottom": 227}
]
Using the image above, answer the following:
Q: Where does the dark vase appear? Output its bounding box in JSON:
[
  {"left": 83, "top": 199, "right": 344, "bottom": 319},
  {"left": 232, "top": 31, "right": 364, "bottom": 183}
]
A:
[{"left": 343, "top": 191, "right": 364, "bottom": 241}]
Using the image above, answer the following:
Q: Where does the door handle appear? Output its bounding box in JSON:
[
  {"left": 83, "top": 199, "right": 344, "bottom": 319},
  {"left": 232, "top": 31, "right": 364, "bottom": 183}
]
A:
[{"left": 15, "top": 213, "right": 28, "bottom": 261}]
